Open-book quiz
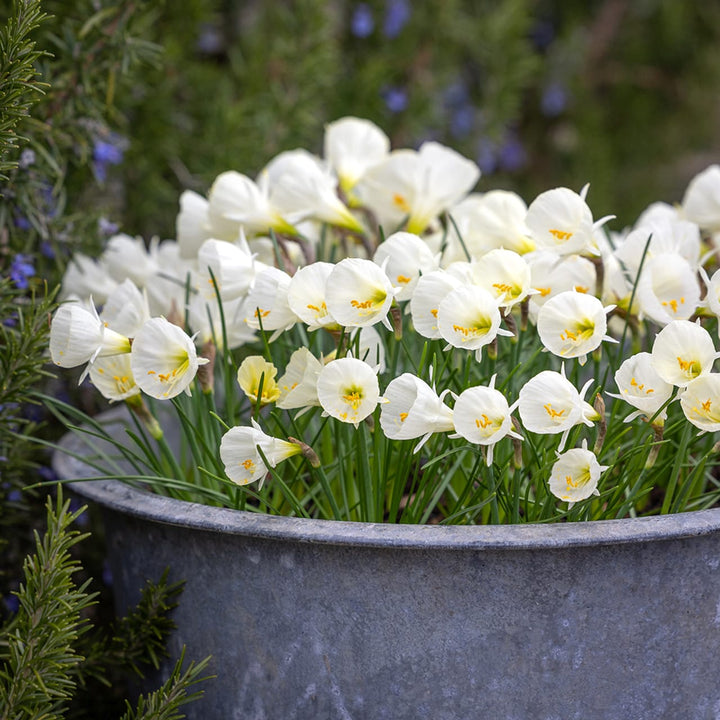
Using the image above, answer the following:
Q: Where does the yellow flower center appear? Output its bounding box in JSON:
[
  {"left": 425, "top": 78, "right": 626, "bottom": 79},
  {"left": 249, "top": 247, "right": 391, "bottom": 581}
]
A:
[
  {"left": 630, "top": 377, "right": 654, "bottom": 395},
  {"left": 307, "top": 302, "right": 328, "bottom": 317},
  {"left": 342, "top": 387, "right": 363, "bottom": 411},
  {"left": 544, "top": 403, "right": 565, "bottom": 420},
  {"left": 393, "top": 193, "right": 411, "bottom": 213},
  {"left": 452, "top": 315, "right": 492, "bottom": 341},
  {"left": 350, "top": 289, "right": 387, "bottom": 315},
  {"left": 677, "top": 356, "right": 701, "bottom": 378},
  {"left": 559, "top": 319, "right": 595, "bottom": 346},
  {"left": 661, "top": 297, "right": 685, "bottom": 314}
]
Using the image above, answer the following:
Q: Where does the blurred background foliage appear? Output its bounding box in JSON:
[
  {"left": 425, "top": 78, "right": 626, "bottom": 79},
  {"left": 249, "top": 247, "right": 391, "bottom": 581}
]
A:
[
  {"left": 117, "top": 0, "right": 720, "bottom": 236},
  {"left": 1, "top": 0, "right": 720, "bottom": 713},
  {"left": 4, "top": 0, "right": 720, "bottom": 264}
]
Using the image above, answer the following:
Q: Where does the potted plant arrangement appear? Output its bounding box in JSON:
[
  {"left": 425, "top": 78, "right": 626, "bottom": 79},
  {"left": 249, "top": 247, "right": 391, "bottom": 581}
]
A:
[{"left": 49, "top": 117, "right": 720, "bottom": 718}]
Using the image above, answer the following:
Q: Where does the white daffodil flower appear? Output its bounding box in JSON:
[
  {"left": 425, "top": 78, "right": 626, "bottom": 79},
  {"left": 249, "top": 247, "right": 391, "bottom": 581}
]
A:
[
  {"left": 650, "top": 319, "right": 718, "bottom": 387},
  {"left": 266, "top": 149, "right": 364, "bottom": 233},
  {"left": 680, "top": 374, "right": 720, "bottom": 432},
  {"left": 325, "top": 257, "right": 396, "bottom": 329},
  {"left": 197, "top": 236, "right": 255, "bottom": 302},
  {"left": 409, "top": 270, "right": 463, "bottom": 339},
  {"left": 244, "top": 266, "right": 298, "bottom": 336},
  {"left": 208, "top": 170, "right": 298, "bottom": 239},
  {"left": 536, "top": 290, "right": 615, "bottom": 365},
  {"left": 316, "top": 357, "right": 381, "bottom": 427},
  {"left": 526, "top": 185, "right": 610, "bottom": 256},
  {"left": 518, "top": 367, "right": 598, "bottom": 451},
  {"left": 682, "top": 164, "right": 720, "bottom": 233},
  {"left": 130, "top": 317, "right": 209, "bottom": 399},
  {"left": 187, "top": 293, "right": 257, "bottom": 350},
  {"left": 89, "top": 353, "right": 140, "bottom": 402},
  {"left": 50, "top": 301, "right": 131, "bottom": 374},
  {"left": 176, "top": 189, "right": 213, "bottom": 259},
  {"left": 548, "top": 442, "right": 607, "bottom": 503},
  {"left": 237, "top": 356, "right": 281, "bottom": 406},
  {"left": 143, "top": 240, "right": 198, "bottom": 317},
  {"left": 101, "top": 233, "right": 160, "bottom": 288},
  {"left": 700, "top": 266, "right": 720, "bottom": 318},
  {"left": 607, "top": 352, "right": 674, "bottom": 424},
  {"left": 614, "top": 220, "right": 701, "bottom": 276},
  {"left": 220, "top": 419, "right": 303, "bottom": 486},
  {"left": 276, "top": 347, "right": 323, "bottom": 411},
  {"left": 437, "top": 285, "right": 511, "bottom": 361},
  {"left": 601, "top": 250, "right": 636, "bottom": 313},
  {"left": 373, "top": 231, "right": 440, "bottom": 302},
  {"left": 324, "top": 116, "right": 390, "bottom": 195},
  {"left": 379, "top": 373, "right": 454, "bottom": 451},
  {"left": 635, "top": 201, "right": 680, "bottom": 228},
  {"left": 635, "top": 253, "right": 700, "bottom": 326},
  {"left": 527, "top": 252, "right": 597, "bottom": 315},
  {"left": 60, "top": 253, "right": 118, "bottom": 305},
  {"left": 286, "top": 262, "right": 339, "bottom": 331},
  {"left": 452, "top": 376, "right": 522, "bottom": 465},
  {"left": 357, "top": 141, "right": 480, "bottom": 235},
  {"left": 445, "top": 190, "right": 534, "bottom": 263},
  {"left": 100, "top": 279, "right": 151, "bottom": 338},
  {"left": 469, "top": 248, "right": 533, "bottom": 312}
]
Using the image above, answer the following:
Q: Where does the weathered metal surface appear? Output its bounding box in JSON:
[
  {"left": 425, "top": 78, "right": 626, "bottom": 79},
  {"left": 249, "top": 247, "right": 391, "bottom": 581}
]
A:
[{"left": 55, "top": 416, "right": 720, "bottom": 720}]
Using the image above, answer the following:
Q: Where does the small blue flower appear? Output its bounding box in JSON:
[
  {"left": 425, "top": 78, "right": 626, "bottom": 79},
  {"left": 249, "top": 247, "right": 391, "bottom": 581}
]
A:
[
  {"left": 351, "top": 3, "right": 374, "bottom": 38},
  {"left": 9, "top": 254, "right": 35, "bottom": 290},
  {"left": 498, "top": 132, "right": 527, "bottom": 172},
  {"left": 38, "top": 465, "right": 57, "bottom": 482},
  {"left": 40, "top": 241, "right": 55, "bottom": 259},
  {"left": 102, "top": 560, "right": 113, "bottom": 587},
  {"left": 541, "top": 81, "right": 568, "bottom": 117},
  {"left": 530, "top": 18, "right": 555, "bottom": 49},
  {"left": 383, "top": 0, "right": 410, "bottom": 38},
  {"left": 196, "top": 22, "right": 224, "bottom": 55},
  {"left": 98, "top": 216, "right": 120, "bottom": 236},
  {"left": 93, "top": 133, "right": 126, "bottom": 183},
  {"left": 3, "top": 594, "right": 19, "bottom": 615},
  {"left": 68, "top": 496, "right": 90, "bottom": 527},
  {"left": 94, "top": 139, "right": 124, "bottom": 166},
  {"left": 7, "top": 489, "right": 22, "bottom": 503},
  {"left": 476, "top": 137, "right": 498, "bottom": 175},
  {"left": 13, "top": 214, "right": 31, "bottom": 231},
  {"left": 450, "top": 105, "right": 475, "bottom": 139},
  {"left": 381, "top": 85, "right": 408, "bottom": 114},
  {"left": 443, "top": 80, "right": 470, "bottom": 109}
]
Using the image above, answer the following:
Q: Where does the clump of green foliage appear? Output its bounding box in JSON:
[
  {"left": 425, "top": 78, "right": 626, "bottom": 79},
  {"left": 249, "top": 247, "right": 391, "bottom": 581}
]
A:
[
  {"left": 1, "top": 1, "right": 210, "bottom": 716},
  {"left": 0, "top": 490, "right": 211, "bottom": 720}
]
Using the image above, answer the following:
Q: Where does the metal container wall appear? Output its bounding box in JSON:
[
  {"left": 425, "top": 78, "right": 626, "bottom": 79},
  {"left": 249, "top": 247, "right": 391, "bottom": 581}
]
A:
[{"left": 56, "top": 423, "right": 720, "bottom": 720}]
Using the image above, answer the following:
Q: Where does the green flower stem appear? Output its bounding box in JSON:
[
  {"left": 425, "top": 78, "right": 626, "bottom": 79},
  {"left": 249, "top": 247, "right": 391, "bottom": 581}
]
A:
[
  {"left": 355, "top": 421, "right": 374, "bottom": 522},
  {"left": 661, "top": 421, "right": 693, "bottom": 515}
]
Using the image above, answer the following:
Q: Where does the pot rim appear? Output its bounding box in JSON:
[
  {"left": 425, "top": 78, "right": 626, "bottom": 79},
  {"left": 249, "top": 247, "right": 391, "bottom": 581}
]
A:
[{"left": 52, "top": 410, "right": 720, "bottom": 551}]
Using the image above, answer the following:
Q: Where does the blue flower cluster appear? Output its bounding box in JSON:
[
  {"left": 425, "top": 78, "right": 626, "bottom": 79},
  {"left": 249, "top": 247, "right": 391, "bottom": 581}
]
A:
[
  {"left": 351, "top": 0, "right": 411, "bottom": 39},
  {"left": 93, "top": 132, "right": 126, "bottom": 183},
  {"left": 9, "top": 254, "right": 35, "bottom": 290}
]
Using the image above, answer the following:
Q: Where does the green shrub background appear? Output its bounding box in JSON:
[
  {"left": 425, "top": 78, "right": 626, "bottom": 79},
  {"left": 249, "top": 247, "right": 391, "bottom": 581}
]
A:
[{"left": 1, "top": 0, "right": 720, "bottom": 715}]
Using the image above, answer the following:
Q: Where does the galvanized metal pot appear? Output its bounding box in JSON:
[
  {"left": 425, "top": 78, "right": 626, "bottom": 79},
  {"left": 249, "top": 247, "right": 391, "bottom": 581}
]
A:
[{"left": 54, "top": 418, "right": 720, "bottom": 720}]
